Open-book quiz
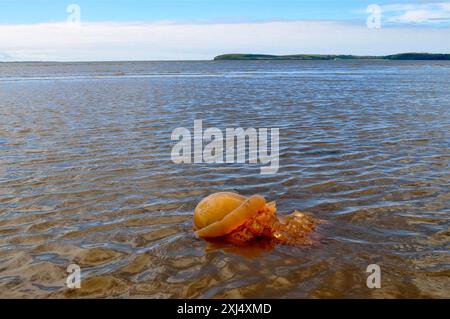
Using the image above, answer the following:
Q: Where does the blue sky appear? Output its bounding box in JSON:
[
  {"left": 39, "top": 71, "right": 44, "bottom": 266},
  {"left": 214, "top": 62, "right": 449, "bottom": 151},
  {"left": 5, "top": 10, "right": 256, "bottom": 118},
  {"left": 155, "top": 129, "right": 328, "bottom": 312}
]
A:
[
  {"left": 0, "top": 0, "right": 406, "bottom": 24},
  {"left": 0, "top": 1, "right": 449, "bottom": 61},
  {"left": 2, "top": 0, "right": 450, "bottom": 24}
]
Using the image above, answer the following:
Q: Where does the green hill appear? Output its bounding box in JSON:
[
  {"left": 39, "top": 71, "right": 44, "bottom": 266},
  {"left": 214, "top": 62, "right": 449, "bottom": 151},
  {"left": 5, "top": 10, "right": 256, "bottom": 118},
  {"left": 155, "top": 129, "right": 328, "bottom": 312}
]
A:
[{"left": 214, "top": 53, "right": 450, "bottom": 61}]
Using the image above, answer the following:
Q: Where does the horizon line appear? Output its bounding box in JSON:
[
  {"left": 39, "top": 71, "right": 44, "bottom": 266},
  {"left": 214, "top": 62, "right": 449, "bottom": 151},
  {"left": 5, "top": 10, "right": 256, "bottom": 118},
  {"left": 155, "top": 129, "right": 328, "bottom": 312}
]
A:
[{"left": 2, "top": 52, "right": 450, "bottom": 63}]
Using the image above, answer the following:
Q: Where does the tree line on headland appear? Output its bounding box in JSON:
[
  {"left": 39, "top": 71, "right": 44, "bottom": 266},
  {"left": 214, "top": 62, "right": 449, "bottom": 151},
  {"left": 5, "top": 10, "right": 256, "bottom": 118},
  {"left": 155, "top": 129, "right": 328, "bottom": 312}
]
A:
[{"left": 213, "top": 53, "right": 450, "bottom": 60}]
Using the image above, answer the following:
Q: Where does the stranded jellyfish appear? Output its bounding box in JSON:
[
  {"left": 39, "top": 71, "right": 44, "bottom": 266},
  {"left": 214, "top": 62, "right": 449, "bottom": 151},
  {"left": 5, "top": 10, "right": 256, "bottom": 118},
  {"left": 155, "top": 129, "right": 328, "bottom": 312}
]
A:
[{"left": 193, "top": 192, "right": 319, "bottom": 246}]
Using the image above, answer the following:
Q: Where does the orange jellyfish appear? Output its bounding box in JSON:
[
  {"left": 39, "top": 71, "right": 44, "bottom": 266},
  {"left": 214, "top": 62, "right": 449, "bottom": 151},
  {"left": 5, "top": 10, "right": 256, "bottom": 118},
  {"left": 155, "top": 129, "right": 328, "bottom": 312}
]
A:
[{"left": 193, "top": 192, "right": 319, "bottom": 246}]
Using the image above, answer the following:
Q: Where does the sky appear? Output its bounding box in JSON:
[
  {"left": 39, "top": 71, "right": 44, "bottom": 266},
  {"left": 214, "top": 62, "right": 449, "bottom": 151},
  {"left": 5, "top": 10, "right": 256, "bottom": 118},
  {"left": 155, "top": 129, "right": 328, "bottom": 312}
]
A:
[{"left": 0, "top": 0, "right": 449, "bottom": 61}]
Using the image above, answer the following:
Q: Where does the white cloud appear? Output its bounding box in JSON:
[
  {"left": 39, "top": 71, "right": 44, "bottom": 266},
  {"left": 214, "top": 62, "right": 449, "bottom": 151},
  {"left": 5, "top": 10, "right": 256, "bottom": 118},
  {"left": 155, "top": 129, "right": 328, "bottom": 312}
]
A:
[
  {"left": 392, "top": 9, "right": 448, "bottom": 22},
  {"left": 0, "top": 20, "right": 449, "bottom": 61},
  {"left": 381, "top": 2, "right": 450, "bottom": 23}
]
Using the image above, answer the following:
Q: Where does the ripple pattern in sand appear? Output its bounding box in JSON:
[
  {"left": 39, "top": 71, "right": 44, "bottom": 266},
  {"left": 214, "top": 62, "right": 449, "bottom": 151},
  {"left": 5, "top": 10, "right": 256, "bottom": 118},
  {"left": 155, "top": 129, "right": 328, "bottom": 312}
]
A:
[{"left": 0, "top": 60, "right": 449, "bottom": 298}]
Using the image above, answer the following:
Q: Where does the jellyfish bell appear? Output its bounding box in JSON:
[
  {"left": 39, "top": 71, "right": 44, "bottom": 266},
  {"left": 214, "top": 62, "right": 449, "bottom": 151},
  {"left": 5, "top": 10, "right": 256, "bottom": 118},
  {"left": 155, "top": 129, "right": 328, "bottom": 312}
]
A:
[
  {"left": 193, "top": 192, "right": 247, "bottom": 231},
  {"left": 194, "top": 193, "right": 266, "bottom": 238}
]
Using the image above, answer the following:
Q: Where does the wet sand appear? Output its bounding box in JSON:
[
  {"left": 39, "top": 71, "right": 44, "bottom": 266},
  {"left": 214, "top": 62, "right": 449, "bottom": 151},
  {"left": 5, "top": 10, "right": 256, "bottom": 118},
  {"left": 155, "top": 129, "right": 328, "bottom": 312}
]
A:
[{"left": 0, "top": 60, "right": 449, "bottom": 298}]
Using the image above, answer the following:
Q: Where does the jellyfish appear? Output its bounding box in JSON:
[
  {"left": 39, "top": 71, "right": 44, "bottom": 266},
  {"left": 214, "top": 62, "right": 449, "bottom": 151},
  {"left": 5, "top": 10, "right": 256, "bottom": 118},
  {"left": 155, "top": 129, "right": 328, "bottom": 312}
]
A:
[{"left": 193, "top": 192, "right": 319, "bottom": 246}]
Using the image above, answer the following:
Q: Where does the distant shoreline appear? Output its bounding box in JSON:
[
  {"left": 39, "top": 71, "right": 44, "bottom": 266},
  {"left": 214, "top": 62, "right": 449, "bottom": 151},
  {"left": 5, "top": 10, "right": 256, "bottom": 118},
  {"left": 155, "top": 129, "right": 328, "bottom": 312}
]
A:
[
  {"left": 2, "top": 53, "right": 450, "bottom": 63},
  {"left": 214, "top": 53, "right": 450, "bottom": 61}
]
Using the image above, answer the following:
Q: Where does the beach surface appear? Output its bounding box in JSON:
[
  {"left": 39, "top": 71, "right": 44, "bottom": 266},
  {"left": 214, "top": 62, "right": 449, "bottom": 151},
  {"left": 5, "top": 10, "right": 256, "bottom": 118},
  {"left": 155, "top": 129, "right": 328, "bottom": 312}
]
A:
[{"left": 0, "top": 60, "right": 449, "bottom": 298}]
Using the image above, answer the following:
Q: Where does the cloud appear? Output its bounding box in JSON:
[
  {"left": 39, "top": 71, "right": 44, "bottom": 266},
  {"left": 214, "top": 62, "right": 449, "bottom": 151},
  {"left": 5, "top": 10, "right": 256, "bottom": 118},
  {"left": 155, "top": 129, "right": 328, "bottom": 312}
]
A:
[
  {"left": 0, "top": 20, "right": 449, "bottom": 61},
  {"left": 0, "top": 52, "right": 13, "bottom": 60},
  {"left": 392, "top": 9, "right": 449, "bottom": 23},
  {"left": 381, "top": 2, "right": 450, "bottom": 24}
]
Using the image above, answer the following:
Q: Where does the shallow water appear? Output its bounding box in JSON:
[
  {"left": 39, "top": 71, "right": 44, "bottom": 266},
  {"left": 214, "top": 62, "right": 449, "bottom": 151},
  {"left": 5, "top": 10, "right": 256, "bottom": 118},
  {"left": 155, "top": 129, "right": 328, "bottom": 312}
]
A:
[{"left": 0, "top": 60, "right": 449, "bottom": 298}]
